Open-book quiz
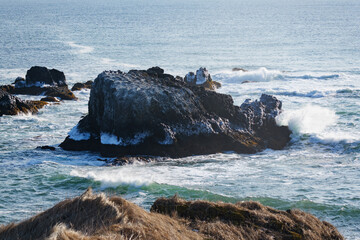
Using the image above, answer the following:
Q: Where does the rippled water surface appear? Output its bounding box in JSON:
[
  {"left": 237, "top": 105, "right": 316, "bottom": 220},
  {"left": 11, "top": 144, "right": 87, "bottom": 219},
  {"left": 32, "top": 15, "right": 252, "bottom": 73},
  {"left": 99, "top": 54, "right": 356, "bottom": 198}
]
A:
[{"left": 0, "top": 0, "right": 360, "bottom": 238}]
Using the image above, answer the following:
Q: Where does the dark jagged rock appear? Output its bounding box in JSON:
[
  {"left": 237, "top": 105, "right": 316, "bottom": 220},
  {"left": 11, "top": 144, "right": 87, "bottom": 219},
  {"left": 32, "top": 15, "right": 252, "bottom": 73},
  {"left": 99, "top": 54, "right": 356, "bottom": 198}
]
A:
[
  {"left": 71, "top": 80, "right": 93, "bottom": 91},
  {"left": 0, "top": 89, "right": 47, "bottom": 116},
  {"left": 26, "top": 66, "right": 67, "bottom": 87},
  {"left": 184, "top": 67, "right": 221, "bottom": 90},
  {"left": 60, "top": 67, "right": 290, "bottom": 158},
  {"left": 0, "top": 66, "right": 77, "bottom": 100}
]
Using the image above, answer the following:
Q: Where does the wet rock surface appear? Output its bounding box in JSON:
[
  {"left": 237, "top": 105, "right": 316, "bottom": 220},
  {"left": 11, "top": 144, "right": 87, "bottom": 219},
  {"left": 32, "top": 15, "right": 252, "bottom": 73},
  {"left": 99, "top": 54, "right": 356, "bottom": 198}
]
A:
[
  {"left": 71, "top": 80, "right": 93, "bottom": 91},
  {"left": 185, "top": 67, "right": 221, "bottom": 90},
  {"left": 0, "top": 89, "right": 47, "bottom": 116},
  {"left": 60, "top": 67, "right": 291, "bottom": 158}
]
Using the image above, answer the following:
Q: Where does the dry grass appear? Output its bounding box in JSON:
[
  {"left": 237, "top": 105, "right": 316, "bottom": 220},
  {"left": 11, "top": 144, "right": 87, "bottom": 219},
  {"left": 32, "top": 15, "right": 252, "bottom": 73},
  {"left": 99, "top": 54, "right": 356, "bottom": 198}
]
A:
[
  {"left": 0, "top": 189, "right": 200, "bottom": 240},
  {"left": 0, "top": 189, "right": 343, "bottom": 240},
  {"left": 151, "top": 196, "right": 344, "bottom": 240}
]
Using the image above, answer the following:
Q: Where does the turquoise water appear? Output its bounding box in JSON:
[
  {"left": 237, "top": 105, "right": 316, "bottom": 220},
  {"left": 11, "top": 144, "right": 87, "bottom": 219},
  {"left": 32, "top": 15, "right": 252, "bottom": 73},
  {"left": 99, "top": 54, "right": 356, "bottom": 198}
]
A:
[{"left": 0, "top": 0, "right": 360, "bottom": 238}]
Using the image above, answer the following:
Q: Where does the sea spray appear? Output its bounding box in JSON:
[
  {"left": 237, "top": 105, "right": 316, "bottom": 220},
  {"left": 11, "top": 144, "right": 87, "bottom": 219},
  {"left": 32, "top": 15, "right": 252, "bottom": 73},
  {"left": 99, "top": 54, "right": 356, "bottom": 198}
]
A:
[
  {"left": 70, "top": 167, "right": 153, "bottom": 188},
  {"left": 276, "top": 105, "right": 337, "bottom": 135}
]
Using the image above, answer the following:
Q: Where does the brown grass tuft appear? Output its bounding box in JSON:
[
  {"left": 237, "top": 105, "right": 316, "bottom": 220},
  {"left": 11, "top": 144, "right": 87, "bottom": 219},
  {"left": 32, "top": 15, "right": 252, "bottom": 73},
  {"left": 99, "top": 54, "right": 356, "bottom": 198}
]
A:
[
  {"left": 0, "top": 189, "right": 343, "bottom": 240},
  {"left": 151, "top": 196, "right": 344, "bottom": 240}
]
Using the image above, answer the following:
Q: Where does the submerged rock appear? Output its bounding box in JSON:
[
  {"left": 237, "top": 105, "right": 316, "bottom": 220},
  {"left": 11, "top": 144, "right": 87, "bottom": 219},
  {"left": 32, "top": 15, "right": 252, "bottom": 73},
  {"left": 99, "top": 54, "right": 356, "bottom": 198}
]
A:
[
  {"left": 0, "top": 89, "right": 47, "bottom": 116},
  {"left": 0, "top": 189, "right": 344, "bottom": 240},
  {"left": 60, "top": 67, "right": 291, "bottom": 158},
  {"left": 232, "top": 67, "right": 248, "bottom": 72},
  {"left": 0, "top": 66, "right": 76, "bottom": 100},
  {"left": 71, "top": 80, "right": 93, "bottom": 91},
  {"left": 36, "top": 145, "right": 56, "bottom": 151}
]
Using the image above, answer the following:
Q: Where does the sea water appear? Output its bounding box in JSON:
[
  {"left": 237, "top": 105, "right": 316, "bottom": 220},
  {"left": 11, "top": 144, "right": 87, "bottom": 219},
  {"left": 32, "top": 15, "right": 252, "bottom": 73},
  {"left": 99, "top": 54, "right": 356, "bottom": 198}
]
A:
[{"left": 0, "top": 0, "right": 359, "bottom": 238}]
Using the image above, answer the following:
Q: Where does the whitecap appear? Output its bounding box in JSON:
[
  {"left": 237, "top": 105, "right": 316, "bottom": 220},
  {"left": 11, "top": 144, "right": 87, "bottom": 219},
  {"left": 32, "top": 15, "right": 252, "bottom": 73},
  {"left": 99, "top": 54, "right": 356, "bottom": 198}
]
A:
[
  {"left": 67, "top": 41, "right": 94, "bottom": 54},
  {"left": 213, "top": 67, "right": 283, "bottom": 83},
  {"left": 70, "top": 168, "right": 152, "bottom": 188},
  {"left": 100, "top": 58, "right": 139, "bottom": 68}
]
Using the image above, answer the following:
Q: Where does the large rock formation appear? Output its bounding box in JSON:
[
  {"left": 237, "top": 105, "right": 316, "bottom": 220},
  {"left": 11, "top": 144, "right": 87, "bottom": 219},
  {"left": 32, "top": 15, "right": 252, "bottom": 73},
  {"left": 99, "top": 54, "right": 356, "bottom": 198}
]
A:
[
  {"left": 0, "top": 189, "right": 344, "bottom": 240},
  {"left": 60, "top": 67, "right": 291, "bottom": 158},
  {"left": 0, "top": 89, "right": 47, "bottom": 116},
  {"left": 0, "top": 66, "right": 76, "bottom": 100}
]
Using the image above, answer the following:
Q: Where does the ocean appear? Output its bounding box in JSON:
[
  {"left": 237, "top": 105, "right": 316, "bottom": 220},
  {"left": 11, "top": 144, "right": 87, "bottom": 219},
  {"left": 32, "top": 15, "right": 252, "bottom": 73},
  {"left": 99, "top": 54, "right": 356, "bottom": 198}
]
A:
[{"left": 0, "top": 0, "right": 359, "bottom": 238}]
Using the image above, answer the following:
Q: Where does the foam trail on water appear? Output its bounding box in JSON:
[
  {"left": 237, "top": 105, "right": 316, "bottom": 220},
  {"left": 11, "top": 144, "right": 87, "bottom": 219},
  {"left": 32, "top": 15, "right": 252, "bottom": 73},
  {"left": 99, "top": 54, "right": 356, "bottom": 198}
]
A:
[
  {"left": 276, "top": 105, "right": 337, "bottom": 135},
  {"left": 70, "top": 168, "right": 152, "bottom": 188},
  {"left": 67, "top": 41, "right": 94, "bottom": 54},
  {"left": 213, "top": 67, "right": 283, "bottom": 83},
  {"left": 100, "top": 58, "right": 139, "bottom": 68},
  {"left": 285, "top": 74, "right": 340, "bottom": 80}
]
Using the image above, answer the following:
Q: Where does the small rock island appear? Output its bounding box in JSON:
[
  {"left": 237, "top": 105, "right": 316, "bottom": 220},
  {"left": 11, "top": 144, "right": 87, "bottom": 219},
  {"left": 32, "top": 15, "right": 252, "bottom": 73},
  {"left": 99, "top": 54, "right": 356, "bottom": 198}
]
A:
[
  {"left": 60, "top": 67, "right": 291, "bottom": 157},
  {"left": 1, "top": 66, "right": 76, "bottom": 101}
]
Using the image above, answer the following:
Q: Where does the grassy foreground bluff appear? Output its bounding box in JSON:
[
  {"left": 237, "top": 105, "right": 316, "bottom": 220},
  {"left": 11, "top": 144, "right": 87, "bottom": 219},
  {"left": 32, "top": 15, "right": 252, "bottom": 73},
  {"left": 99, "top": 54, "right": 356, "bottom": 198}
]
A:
[{"left": 0, "top": 189, "right": 343, "bottom": 240}]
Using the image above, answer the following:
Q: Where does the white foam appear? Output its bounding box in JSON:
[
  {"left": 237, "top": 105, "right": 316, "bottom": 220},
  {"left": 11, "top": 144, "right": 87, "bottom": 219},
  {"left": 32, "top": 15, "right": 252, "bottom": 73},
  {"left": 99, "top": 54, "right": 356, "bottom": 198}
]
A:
[
  {"left": 213, "top": 67, "right": 283, "bottom": 83},
  {"left": 68, "top": 125, "right": 91, "bottom": 141},
  {"left": 100, "top": 132, "right": 122, "bottom": 145},
  {"left": 314, "top": 131, "right": 359, "bottom": 144},
  {"left": 100, "top": 132, "right": 150, "bottom": 146},
  {"left": 70, "top": 168, "right": 152, "bottom": 188},
  {"left": 275, "top": 90, "right": 327, "bottom": 98},
  {"left": 276, "top": 105, "right": 337, "bottom": 135},
  {"left": 67, "top": 41, "right": 94, "bottom": 54},
  {"left": 100, "top": 58, "right": 139, "bottom": 68}
]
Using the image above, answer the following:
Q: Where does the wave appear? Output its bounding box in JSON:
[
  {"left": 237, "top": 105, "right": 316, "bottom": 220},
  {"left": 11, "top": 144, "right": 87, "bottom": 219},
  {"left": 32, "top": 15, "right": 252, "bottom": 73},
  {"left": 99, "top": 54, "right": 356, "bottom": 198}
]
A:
[
  {"left": 70, "top": 168, "right": 152, "bottom": 188},
  {"left": 285, "top": 74, "right": 340, "bottom": 80},
  {"left": 276, "top": 105, "right": 338, "bottom": 135},
  {"left": 273, "top": 90, "right": 327, "bottom": 98},
  {"left": 276, "top": 105, "right": 360, "bottom": 147},
  {"left": 213, "top": 67, "right": 283, "bottom": 83},
  {"left": 100, "top": 58, "right": 139, "bottom": 68},
  {"left": 67, "top": 41, "right": 94, "bottom": 54}
]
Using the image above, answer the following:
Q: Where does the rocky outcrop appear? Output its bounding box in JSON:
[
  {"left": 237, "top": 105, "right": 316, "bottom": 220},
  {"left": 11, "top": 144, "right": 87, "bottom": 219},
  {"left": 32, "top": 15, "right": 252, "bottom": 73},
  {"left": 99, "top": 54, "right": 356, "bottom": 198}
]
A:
[
  {"left": 184, "top": 67, "right": 221, "bottom": 90},
  {"left": 0, "top": 89, "right": 47, "bottom": 116},
  {"left": 60, "top": 67, "right": 291, "bottom": 158},
  {"left": 0, "top": 189, "right": 344, "bottom": 240},
  {"left": 71, "top": 80, "right": 93, "bottom": 91},
  {"left": 25, "top": 66, "right": 67, "bottom": 87},
  {"left": 0, "top": 66, "right": 76, "bottom": 100}
]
